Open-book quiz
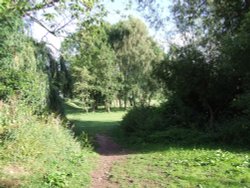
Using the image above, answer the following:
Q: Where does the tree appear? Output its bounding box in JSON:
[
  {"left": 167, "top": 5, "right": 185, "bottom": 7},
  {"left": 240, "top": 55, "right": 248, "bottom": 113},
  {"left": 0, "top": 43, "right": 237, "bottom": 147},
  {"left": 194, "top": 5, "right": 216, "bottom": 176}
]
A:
[
  {"left": 109, "top": 17, "right": 164, "bottom": 108},
  {"left": 0, "top": 0, "right": 107, "bottom": 114},
  {"left": 137, "top": 1, "right": 250, "bottom": 130},
  {"left": 62, "top": 22, "right": 119, "bottom": 112},
  {"left": 0, "top": 0, "right": 97, "bottom": 37}
]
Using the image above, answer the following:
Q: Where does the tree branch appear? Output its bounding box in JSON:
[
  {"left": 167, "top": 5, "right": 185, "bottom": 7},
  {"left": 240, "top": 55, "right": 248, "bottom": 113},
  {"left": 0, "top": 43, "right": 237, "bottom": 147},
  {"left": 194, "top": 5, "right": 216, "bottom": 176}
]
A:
[
  {"left": 24, "top": 0, "right": 59, "bottom": 13},
  {"left": 54, "top": 18, "right": 75, "bottom": 33},
  {"left": 27, "top": 13, "right": 56, "bottom": 36}
]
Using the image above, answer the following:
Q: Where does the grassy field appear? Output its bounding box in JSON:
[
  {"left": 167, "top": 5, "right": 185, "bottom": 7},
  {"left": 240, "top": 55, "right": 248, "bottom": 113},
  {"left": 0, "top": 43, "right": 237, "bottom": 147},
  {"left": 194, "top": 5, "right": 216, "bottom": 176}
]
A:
[{"left": 65, "top": 102, "right": 250, "bottom": 188}]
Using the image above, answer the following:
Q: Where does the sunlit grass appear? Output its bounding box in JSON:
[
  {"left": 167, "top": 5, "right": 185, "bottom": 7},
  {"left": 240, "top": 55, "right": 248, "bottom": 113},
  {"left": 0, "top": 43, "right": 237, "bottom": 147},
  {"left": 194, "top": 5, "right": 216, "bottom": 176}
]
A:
[
  {"left": 110, "top": 146, "right": 250, "bottom": 187},
  {"left": 65, "top": 101, "right": 250, "bottom": 188},
  {"left": 65, "top": 101, "right": 126, "bottom": 137}
]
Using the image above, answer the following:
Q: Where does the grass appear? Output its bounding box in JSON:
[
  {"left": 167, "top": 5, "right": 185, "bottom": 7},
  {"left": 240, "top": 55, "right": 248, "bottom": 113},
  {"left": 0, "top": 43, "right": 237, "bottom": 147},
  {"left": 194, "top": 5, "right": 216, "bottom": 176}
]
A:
[
  {"left": 65, "top": 101, "right": 250, "bottom": 188},
  {"left": 64, "top": 101, "right": 126, "bottom": 138},
  {"left": 2, "top": 101, "right": 246, "bottom": 187},
  {"left": 0, "top": 100, "right": 97, "bottom": 188},
  {"left": 110, "top": 145, "right": 250, "bottom": 187}
]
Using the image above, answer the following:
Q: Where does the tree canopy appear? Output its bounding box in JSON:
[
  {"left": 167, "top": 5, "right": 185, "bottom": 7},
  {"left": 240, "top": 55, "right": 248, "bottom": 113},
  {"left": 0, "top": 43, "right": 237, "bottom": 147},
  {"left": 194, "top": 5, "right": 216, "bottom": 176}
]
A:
[{"left": 62, "top": 17, "right": 164, "bottom": 110}]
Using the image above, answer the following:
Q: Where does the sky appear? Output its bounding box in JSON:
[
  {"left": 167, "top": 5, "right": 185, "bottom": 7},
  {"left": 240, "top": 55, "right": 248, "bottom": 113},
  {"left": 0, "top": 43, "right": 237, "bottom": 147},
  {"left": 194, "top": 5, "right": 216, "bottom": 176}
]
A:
[{"left": 30, "top": 0, "right": 180, "bottom": 56}]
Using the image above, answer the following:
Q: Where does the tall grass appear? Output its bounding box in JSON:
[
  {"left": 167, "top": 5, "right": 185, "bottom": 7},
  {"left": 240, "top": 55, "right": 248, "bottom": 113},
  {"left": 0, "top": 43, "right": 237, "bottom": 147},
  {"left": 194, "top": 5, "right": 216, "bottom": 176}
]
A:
[{"left": 0, "top": 100, "right": 96, "bottom": 187}]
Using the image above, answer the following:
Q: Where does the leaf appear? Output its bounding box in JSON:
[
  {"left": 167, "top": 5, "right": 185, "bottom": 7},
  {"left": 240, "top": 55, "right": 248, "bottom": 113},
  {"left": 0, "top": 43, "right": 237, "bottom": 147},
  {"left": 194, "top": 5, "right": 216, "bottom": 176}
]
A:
[{"left": 43, "top": 13, "right": 55, "bottom": 21}]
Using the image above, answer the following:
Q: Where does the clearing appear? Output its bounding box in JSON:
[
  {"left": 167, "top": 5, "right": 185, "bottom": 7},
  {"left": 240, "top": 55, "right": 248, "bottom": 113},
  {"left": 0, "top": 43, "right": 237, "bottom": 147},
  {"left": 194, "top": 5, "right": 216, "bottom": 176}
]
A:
[{"left": 65, "top": 103, "right": 250, "bottom": 188}]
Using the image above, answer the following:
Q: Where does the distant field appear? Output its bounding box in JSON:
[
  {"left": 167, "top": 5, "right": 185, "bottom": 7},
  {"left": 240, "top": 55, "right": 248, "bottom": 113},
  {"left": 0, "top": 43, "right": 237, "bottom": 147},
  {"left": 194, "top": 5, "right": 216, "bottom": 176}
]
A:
[{"left": 65, "top": 101, "right": 126, "bottom": 137}]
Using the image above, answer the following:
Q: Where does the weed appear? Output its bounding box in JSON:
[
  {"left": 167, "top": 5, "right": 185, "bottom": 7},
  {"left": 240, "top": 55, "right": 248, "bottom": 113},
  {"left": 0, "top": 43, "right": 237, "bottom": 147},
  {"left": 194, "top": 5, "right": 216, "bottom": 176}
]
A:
[
  {"left": 78, "top": 132, "right": 93, "bottom": 149},
  {"left": 0, "top": 101, "right": 96, "bottom": 187},
  {"left": 44, "top": 171, "right": 72, "bottom": 188}
]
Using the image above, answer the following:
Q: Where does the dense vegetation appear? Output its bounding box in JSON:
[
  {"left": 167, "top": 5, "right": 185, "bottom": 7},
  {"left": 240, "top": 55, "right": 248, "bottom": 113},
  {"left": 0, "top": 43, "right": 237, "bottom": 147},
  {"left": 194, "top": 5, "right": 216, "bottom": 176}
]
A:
[
  {"left": 0, "top": 1, "right": 97, "bottom": 187},
  {"left": 121, "top": 0, "right": 250, "bottom": 147},
  {"left": 0, "top": 0, "right": 250, "bottom": 187},
  {"left": 61, "top": 17, "right": 164, "bottom": 111}
]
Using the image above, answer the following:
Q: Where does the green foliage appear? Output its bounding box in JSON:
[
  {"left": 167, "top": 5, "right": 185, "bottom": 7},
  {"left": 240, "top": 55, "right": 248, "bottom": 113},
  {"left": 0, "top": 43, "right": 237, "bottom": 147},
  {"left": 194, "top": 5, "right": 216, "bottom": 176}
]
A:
[
  {"left": 0, "top": 69, "right": 20, "bottom": 99},
  {"left": 0, "top": 40, "right": 49, "bottom": 113},
  {"left": 121, "top": 99, "right": 250, "bottom": 146},
  {"left": 136, "top": 0, "right": 250, "bottom": 130},
  {"left": 121, "top": 106, "right": 158, "bottom": 133},
  {"left": 0, "top": 16, "right": 66, "bottom": 114},
  {"left": 217, "top": 117, "right": 250, "bottom": 146},
  {"left": 62, "top": 22, "right": 120, "bottom": 111},
  {"left": 109, "top": 17, "right": 164, "bottom": 107},
  {"left": 58, "top": 57, "right": 73, "bottom": 98},
  {"left": 171, "top": 0, "right": 249, "bottom": 39},
  {"left": 44, "top": 171, "right": 72, "bottom": 188},
  {"left": 0, "top": 100, "right": 96, "bottom": 187},
  {"left": 120, "top": 1, "right": 249, "bottom": 145},
  {"left": 156, "top": 45, "right": 242, "bottom": 129},
  {"left": 0, "top": 12, "right": 95, "bottom": 186},
  {"left": 62, "top": 18, "right": 164, "bottom": 110},
  {"left": 78, "top": 132, "right": 93, "bottom": 149}
]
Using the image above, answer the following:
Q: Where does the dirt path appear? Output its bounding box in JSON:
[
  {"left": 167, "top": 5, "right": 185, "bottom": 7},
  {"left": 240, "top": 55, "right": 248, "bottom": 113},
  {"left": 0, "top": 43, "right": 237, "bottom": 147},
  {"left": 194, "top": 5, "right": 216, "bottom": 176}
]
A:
[{"left": 90, "top": 134, "right": 128, "bottom": 188}]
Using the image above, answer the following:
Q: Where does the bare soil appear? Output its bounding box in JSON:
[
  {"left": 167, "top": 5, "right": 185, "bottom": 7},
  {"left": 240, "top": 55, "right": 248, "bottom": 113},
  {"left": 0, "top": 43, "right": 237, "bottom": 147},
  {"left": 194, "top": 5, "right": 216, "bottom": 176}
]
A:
[
  {"left": 0, "top": 165, "right": 27, "bottom": 188},
  {"left": 90, "top": 134, "right": 128, "bottom": 188}
]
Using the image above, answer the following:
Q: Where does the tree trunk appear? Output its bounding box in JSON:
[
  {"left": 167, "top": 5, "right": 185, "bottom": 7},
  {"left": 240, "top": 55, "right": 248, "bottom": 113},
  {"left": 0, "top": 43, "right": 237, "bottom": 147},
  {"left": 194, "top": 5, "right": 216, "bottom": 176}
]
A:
[
  {"left": 207, "top": 104, "right": 214, "bottom": 131},
  {"left": 124, "top": 95, "right": 127, "bottom": 109},
  {"left": 148, "top": 96, "right": 152, "bottom": 106},
  {"left": 92, "top": 102, "right": 97, "bottom": 112},
  {"left": 148, "top": 93, "right": 154, "bottom": 106},
  {"left": 132, "top": 91, "right": 136, "bottom": 107},
  {"left": 105, "top": 102, "right": 111, "bottom": 113},
  {"left": 129, "top": 97, "right": 133, "bottom": 107},
  {"left": 133, "top": 98, "right": 136, "bottom": 107},
  {"left": 118, "top": 98, "right": 122, "bottom": 108},
  {"left": 85, "top": 107, "right": 88, "bottom": 113},
  {"left": 245, "top": 0, "right": 250, "bottom": 10}
]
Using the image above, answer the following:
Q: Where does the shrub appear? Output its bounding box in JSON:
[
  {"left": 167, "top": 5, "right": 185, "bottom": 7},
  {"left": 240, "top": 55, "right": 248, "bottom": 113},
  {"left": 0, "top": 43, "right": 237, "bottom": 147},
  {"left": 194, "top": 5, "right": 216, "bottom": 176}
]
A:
[
  {"left": 121, "top": 98, "right": 205, "bottom": 136},
  {"left": 121, "top": 100, "right": 250, "bottom": 147},
  {"left": 121, "top": 106, "right": 158, "bottom": 133},
  {"left": 77, "top": 132, "right": 93, "bottom": 149},
  {"left": 217, "top": 117, "right": 250, "bottom": 146}
]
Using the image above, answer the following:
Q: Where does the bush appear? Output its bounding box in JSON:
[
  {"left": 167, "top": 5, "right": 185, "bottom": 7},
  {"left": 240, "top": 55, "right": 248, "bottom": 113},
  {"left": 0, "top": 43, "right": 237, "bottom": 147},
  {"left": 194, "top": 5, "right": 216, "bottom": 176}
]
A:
[
  {"left": 121, "top": 106, "right": 159, "bottom": 133},
  {"left": 121, "top": 97, "right": 205, "bottom": 135},
  {"left": 0, "top": 69, "right": 20, "bottom": 100},
  {"left": 217, "top": 117, "right": 250, "bottom": 146},
  {"left": 121, "top": 100, "right": 250, "bottom": 147}
]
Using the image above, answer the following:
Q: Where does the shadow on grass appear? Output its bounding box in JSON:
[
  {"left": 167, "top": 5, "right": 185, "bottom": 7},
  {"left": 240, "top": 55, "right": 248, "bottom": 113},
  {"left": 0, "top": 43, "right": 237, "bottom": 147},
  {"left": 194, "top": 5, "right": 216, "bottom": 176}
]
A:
[
  {"left": 65, "top": 102, "right": 249, "bottom": 155},
  {"left": 70, "top": 120, "right": 249, "bottom": 155},
  {"left": 64, "top": 102, "right": 128, "bottom": 114},
  {"left": 71, "top": 120, "right": 121, "bottom": 137}
]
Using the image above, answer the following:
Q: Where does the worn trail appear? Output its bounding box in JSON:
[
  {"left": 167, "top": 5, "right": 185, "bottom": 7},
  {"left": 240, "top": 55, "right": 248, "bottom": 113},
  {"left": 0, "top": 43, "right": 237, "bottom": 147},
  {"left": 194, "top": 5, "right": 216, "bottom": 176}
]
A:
[{"left": 90, "top": 134, "right": 128, "bottom": 188}]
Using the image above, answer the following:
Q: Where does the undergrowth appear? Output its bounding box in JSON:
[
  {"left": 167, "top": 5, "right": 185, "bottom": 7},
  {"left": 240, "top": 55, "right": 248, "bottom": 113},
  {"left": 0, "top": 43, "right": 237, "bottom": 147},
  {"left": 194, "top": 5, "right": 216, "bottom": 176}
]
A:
[
  {"left": 121, "top": 105, "right": 250, "bottom": 148},
  {"left": 0, "top": 100, "right": 96, "bottom": 187}
]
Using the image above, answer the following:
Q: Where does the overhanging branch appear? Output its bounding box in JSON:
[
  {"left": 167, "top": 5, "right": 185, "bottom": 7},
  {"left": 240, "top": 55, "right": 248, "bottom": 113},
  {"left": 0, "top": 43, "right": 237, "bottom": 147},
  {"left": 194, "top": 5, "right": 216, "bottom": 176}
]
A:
[{"left": 27, "top": 13, "right": 56, "bottom": 36}]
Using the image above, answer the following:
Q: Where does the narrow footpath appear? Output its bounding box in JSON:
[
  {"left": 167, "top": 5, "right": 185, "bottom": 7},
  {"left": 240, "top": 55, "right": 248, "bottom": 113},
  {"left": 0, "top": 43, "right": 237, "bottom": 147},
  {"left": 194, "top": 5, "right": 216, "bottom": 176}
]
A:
[{"left": 90, "top": 134, "right": 128, "bottom": 188}]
